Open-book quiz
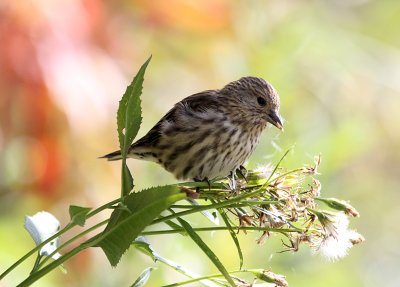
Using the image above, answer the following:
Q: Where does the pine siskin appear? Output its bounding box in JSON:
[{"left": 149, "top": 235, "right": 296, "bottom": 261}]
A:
[{"left": 103, "top": 77, "right": 283, "bottom": 181}]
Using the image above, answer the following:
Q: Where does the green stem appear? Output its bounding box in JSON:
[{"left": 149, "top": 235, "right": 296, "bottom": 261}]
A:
[
  {"left": 270, "top": 168, "right": 304, "bottom": 184},
  {"left": 17, "top": 238, "right": 97, "bottom": 287},
  {"left": 171, "top": 200, "right": 279, "bottom": 209},
  {"left": 86, "top": 198, "right": 122, "bottom": 217},
  {"left": 0, "top": 224, "right": 74, "bottom": 280},
  {"left": 29, "top": 254, "right": 42, "bottom": 275},
  {"left": 162, "top": 269, "right": 251, "bottom": 287},
  {"left": 121, "top": 158, "right": 127, "bottom": 198},
  {"left": 176, "top": 181, "right": 226, "bottom": 189},
  {"left": 264, "top": 148, "right": 292, "bottom": 185},
  {"left": 3, "top": 154, "right": 303, "bottom": 283},
  {"left": 162, "top": 277, "right": 226, "bottom": 287},
  {"left": 135, "top": 246, "right": 225, "bottom": 287},
  {"left": 38, "top": 219, "right": 109, "bottom": 268},
  {"left": 142, "top": 226, "right": 302, "bottom": 236},
  {"left": 152, "top": 170, "right": 301, "bottom": 225}
]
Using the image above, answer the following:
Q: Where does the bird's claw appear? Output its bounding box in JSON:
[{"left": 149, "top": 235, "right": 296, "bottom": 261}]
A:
[
  {"left": 228, "top": 171, "right": 238, "bottom": 191},
  {"left": 193, "top": 177, "right": 211, "bottom": 192},
  {"left": 236, "top": 165, "right": 248, "bottom": 183}
]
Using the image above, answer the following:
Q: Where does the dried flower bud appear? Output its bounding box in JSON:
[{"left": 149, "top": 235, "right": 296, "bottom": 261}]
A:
[
  {"left": 311, "top": 179, "right": 321, "bottom": 197},
  {"left": 348, "top": 231, "right": 365, "bottom": 245},
  {"left": 249, "top": 269, "right": 288, "bottom": 287},
  {"left": 256, "top": 231, "right": 270, "bottom": 245},
  {"left": 316, "top": 198, "right": 360, "bottom": 217},
  {"left": 302, "top": 154, "right": 321, "bottom": 175}
]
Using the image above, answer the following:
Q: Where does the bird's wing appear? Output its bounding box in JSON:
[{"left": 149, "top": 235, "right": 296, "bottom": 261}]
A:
[
  {"left": 130, "top": 109, "right": 174, "bottom": 149},
  {"left": 179, "top": 90, "right": 221, "bottom": 114},
  {"left": 130, "top": 90, "right": 220, "bottom": 150}
]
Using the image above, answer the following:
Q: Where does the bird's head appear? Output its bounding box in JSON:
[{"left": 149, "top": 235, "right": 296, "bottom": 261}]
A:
[{"left": 221, "top": 77, "right": 283, "bottom": 130}]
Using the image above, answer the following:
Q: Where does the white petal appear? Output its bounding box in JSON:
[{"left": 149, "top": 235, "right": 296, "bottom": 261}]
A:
[
  {"left": 40, "top": 237, "right": 60, "bottom": 257},
  {"left": 51, "top": 252, "right": 61, "bottom": 260},
  {"left": 24, "top": 211, "right": 61, "bottom": 257},
  {"left": 24, "top": 216, "right": 43, "bottom": 246}
]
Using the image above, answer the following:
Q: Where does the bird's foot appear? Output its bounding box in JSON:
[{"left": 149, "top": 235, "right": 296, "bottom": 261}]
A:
[
  {"left": 193, "top": 177, "right": 211, "bottom": 192},
  {"left": 228, "top": 171, "right": 238, "bottom": 192},
  {"left": 236, "top": 165, "right": 248, "bottom": 183}
]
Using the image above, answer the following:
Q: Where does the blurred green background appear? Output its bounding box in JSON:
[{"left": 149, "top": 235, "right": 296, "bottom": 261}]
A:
[{"left": 1, "top": 0, "right": 399, "bottom": 286}]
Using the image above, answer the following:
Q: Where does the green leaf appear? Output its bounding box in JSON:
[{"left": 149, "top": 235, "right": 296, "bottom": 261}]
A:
[
  {"left": 117, "top": 56, "right": 152, "bottom": 156},
  {"left": 132, "top": 238, "right": 157, "bottom": 262},
  {"left": 315, "top": 197, "right": 359, "bottom": 217},
  {"left": 175, "top": 216, "right": 236, "bottom": 287},
  {"left": 131, "top": 267, "right": 154, "bottom": 287},
  {"left": 117, "top": 56, "right": 151, "bottom": 197},
  {"left": 68, "top": 205, "right": 92, "bottom": 227},
  {"left": 121, "top": 162, "right": 134, "bottom": 197},
  {"left": 97, "top": 185, "right": 186, "bottom": 266}
]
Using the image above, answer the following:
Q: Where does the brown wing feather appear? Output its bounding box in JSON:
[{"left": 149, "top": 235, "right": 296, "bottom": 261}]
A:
[
  {"left": 180, "top": 90, "right": 221, "bottom": 113},
  {"left": 131, "top": 90, "right": 221, "bottom": 150}
]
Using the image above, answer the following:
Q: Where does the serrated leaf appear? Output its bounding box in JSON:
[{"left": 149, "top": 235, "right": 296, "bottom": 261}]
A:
[
  {"left": 131, "top": 267, "right": 154, "bottom": 287},
  {"left": 117, "top": 56, "right": 151, "bottom": 197},
  {"left": 68, "top": 205, "right": 92, "bottom": 227},
  {"left": 176, "top": 216, "right": 236, "bottom": 287},
  {"left": 97, "top": 185, "right": 186, "bottom": 266},
  {"left": 117, "top": 56, "right": 152, "bottom": 156}
]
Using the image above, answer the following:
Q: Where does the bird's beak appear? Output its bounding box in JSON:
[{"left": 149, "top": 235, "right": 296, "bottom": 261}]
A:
[{"left": 267, "top": 111, "right": 283, "bottom": 130}]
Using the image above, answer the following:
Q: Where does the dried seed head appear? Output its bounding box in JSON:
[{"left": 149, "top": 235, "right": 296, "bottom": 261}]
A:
[{"left": 317, "top": 198, "right": 360, "bottom": 217}]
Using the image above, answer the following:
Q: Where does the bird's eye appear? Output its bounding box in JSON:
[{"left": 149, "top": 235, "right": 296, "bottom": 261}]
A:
[{"left": 257, "top": 97, "right": 266, "bottom": 107}]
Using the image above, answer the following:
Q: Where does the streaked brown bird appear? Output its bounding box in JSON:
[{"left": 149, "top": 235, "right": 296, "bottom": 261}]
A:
[{"left": 103, "top": 77, "right": 283, "bottom": 182}]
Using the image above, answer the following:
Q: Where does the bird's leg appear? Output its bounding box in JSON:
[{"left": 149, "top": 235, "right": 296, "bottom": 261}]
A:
[
  {"left": 193, "top": 178, "right": 202, "bottom": 193},
  {"left": 239, "top": 165, "right": 248, "bottom": 177},
  {"left": 236, "top": 165, "right": 248, "bottom": 183},
  {"left": 193, "top": 177, "right": 211, "bottom": 192},
  {"left": 228, "top": 170, "right": 237, "bottom": 191},
  {"left": 203, "top": 177, "right": 211, "bottom": 192}
]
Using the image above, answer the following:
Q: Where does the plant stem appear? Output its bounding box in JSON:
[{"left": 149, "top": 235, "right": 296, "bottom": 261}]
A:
[
  {"left": 0, "top": 224, "right": 75, "bottom": 280},
  {"left": 162, "top": 269, "right": 251, "bottom": 287},
  {"left": 29, "top": 254, "right": 42, "bottom": 275},
  {"left": 153, "top": 170, "right": 301, "bottom": 225},
  {"left": 38, "top": 219, "right": 108, "bottom": 268},
  {"left": 171, "top": 200, "right": 279, "bottom": 209},
  {"left": 135, "top": 239, "right": 226, "bottom": 287},
  {"left": 86, "top": 198, "right": 122, "bottom": 217},
  {"left": 0, "top": 198, "right": 119, "bottom": 280},
  {"left": 142, "top": 226, "right": 302, "bottom": 236},
  {"left": 17, "top": 238, "right": 96, "bottom": 287}
]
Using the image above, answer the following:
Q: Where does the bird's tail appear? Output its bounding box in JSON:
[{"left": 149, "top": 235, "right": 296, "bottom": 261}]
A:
[
  {"left": 100, "top": 150, "right": 123, "bottom": 161},
  {"left": 101, "top": 147, "right": 156, "bottom": 162}
]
